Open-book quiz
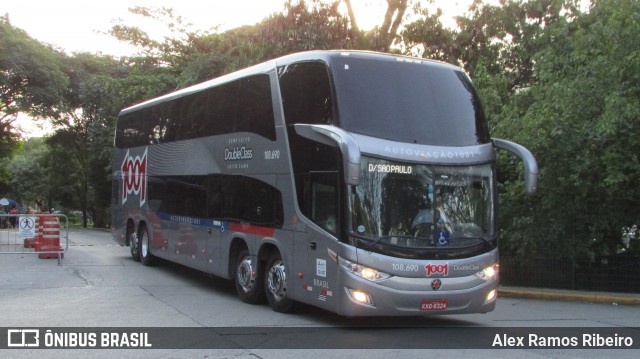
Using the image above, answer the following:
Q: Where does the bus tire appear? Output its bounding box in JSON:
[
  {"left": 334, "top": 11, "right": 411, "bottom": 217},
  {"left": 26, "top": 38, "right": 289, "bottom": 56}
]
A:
[
  {"left": 234, "top": 249, "right": 265, "bottom": 304},
  {"left": 139, "top": 225, "right": 155, "bottom": 266},
  {"left": 265, "top": 251, "right": 296, "bottom": 313},
  {"left": 129, "top": 230, "right": 140, "bottom": 262}
]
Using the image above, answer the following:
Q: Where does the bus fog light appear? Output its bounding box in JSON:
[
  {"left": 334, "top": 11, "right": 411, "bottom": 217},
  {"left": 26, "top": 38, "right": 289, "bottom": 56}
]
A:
[
  {"left": 485, "top": 289, "right": 497, "bottom": 303},
  {"left": 475, "top": 263, "right": 499, "bottom": 280},
  {"left": 348, "top": 288, "right": 374, "bottom": 306},
  {"left": 339, "top": 257, "right": 391, "bottom": 282}
]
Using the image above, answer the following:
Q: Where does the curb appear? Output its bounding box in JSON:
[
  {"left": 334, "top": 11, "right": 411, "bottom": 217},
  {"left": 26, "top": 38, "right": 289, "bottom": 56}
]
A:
[{"left": 498, "top": 287, "right": 640, "bottom": 306}]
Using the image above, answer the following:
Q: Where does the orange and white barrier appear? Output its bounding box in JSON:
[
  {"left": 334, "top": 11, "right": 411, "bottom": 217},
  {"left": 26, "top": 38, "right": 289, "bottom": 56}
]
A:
[
  {"left": 2, "top": 213, "right": 68, "bottom": 264},
  {"left": 34, "top": 215, "right": 64, "bottom": 259}
]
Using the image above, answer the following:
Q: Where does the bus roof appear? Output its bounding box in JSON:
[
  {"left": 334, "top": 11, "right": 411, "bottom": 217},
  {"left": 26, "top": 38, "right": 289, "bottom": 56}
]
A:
[{"left": 119, "top": 50, "right": 461, "bottom": 116}]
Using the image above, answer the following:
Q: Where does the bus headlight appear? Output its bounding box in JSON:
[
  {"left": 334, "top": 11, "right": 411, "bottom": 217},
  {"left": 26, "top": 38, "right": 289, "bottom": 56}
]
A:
[
  {"left": 347, "top": 288, "right": 375, "bottom": 306},
  {"left": 485, "top": 289, "right": 497, "bottom": 303},
  {"left": 339, "top": 257, "right": 391, "bottom": 282},
  {"left": 475, "top": 263, "right": 499, "bottom": 280}
]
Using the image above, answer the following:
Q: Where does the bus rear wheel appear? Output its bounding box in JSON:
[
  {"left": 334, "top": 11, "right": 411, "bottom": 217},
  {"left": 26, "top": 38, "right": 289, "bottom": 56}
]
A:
[
  {"left": 129, "top": 230, "right": 140, "bottom": 262},
  {"left": 139, "top": 225, "right": 155, "bottom": 266},
  {"left": 264, "top": 251, "right": 295, "bottom": 313},
  {"left": 234, "top": 249, "right": 264, "bottom": 304}
]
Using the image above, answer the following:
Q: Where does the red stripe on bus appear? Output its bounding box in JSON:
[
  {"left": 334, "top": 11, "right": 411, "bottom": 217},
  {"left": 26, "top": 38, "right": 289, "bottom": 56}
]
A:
[{"left": 230, "top": 223, "right": 275, "bottom": 237}]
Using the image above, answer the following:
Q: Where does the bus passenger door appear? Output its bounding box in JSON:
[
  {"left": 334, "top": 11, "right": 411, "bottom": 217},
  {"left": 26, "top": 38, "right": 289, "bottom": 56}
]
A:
[
  {"left": 293, "top": 172, "right": 340, "bottom": 313},
  {"left": 298, "top": 227, "right": 340, "bottom": 313}
]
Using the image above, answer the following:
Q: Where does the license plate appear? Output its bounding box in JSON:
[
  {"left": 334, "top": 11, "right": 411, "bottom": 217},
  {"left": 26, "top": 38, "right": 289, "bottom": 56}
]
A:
[{"left": 420, "top": 299, "right": 448, "bottom": 311}]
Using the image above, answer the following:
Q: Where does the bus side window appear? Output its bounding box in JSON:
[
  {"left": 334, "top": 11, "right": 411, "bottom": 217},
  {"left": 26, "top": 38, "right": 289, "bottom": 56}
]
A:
[
  {"left": 235, "top": 76, "right": 276, "bottom": 141},
  {"left": 211, "top": 175, "right": 283, "bottom": 228},
  {"left": 278, "top": 62, "right": 334, "bottom": 126},
  {"left": 310, "top": 173, "right": 338, "bottom": 234},
  {"left": 280, "top": 61, "right": 341, "bottom": 236}
]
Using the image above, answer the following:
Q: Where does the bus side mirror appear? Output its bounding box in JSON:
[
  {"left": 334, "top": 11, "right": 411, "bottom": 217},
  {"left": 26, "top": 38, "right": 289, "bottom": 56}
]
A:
[
  {"left": 493, "top": 138, "right": 539, "bottom": 194},
  {"left": 294, "top": 124, "right": 361, "bottom": 185}
]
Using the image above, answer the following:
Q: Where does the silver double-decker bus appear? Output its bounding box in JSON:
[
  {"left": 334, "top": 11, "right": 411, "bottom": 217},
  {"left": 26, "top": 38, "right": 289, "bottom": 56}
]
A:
[{"left": 111, "top": 50, "right": 538, "bottom": 316}]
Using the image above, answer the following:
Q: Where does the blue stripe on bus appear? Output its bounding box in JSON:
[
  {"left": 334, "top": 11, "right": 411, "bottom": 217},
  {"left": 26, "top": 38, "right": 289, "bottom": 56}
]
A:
[{"left": 155, "top": 212, "right": 230, "bottom": 232}]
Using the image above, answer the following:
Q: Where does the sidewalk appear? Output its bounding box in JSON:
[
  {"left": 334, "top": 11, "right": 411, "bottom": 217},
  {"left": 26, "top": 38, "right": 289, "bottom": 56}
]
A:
[{"left": 498, "top": 285, "right": 640, "bottom": 306}]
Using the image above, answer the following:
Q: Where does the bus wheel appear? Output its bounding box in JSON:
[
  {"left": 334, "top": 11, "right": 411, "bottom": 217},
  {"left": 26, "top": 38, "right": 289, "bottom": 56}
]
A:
[
  {"left": 265, "top": 251, "right": 295, "bottom": 313},
  {"left": 139, "top": 225, "right": 155, "bottom": 266},
  {"left": 129, "top": 231, "right": 140, "bottom": 262},
  {"left": 234, "top": 249, "right": 264, "bottom": 304}
]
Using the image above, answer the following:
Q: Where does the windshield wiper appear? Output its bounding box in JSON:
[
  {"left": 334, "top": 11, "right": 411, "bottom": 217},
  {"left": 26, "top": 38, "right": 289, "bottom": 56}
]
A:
[
  {"left": 349, "top": 232, "right": 393, "bottom": 250},
  {"left": 447, "top": 236, "right": 496, "bottom": 249},
  {"left": 352, "top": 233, "right": 438, "bottom": 250}
]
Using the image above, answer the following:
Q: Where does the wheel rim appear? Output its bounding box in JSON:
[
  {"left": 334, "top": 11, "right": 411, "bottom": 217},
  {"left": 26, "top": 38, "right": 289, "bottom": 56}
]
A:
[
  {"left": 140, "top": 231, "right": 148, "bottom": 257},
  {"left": 237, "top": 256, "right": 255, "bottom": 293},
  {"left": 267, "top": 260, "right": 287, "bottom": 301}
]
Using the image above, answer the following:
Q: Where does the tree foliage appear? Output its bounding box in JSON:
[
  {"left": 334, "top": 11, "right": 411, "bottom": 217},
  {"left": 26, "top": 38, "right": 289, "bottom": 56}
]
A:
[
  {"left": 343, "top": 0, "right": 410, "bottom": 52},
  {"left": 110, "top": 1, "right": 362, "bottom": 88},
  {"left": 0, "top": 15, "right": 67, "bottom": 158},
  {"left": 6, "top": 138, "right": 50, "bottom": 209},
  {"left": 498, "top": 0, "right": 640, "bottom": 259}
]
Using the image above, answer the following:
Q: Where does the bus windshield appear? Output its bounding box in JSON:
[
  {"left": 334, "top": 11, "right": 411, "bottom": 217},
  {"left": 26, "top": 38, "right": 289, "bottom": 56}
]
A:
[
  {"left": 330, "top": 56, "right": 490, "bottom": 146},
  {"left": 349, "top": 157, "right": 495, "bottom": 256}
]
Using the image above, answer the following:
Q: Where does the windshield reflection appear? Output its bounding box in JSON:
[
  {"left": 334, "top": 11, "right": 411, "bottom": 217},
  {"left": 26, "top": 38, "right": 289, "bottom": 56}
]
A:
[{"left": 349, "top": 157, "right": 494, "bottom": 251}]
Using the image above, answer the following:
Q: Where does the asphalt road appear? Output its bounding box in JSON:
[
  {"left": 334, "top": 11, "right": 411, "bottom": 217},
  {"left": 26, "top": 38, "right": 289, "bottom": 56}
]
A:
[{"left": 1, "top": 228, "right": 638, "bottom": 358}]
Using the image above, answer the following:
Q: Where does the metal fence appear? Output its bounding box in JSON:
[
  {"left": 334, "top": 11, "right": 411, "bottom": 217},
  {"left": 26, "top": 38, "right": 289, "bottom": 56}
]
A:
[
  {"left": 500, "top": 254, "right": 640, "bottom": 293},
  {"left": 499, "top": 205, "right": 640, "bottom": 293},
  {"left": 0, "top": 213, "right": 69, "bottom": 264}
]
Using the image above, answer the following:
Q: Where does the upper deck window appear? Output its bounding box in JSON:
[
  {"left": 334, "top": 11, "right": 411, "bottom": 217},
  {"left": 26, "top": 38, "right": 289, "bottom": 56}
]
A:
[
  {"left": 278, "top": 61, "right": 335, "bottom": 127},
  {"left": 115, "top": 74, "right": 276, "bottom": 148}
]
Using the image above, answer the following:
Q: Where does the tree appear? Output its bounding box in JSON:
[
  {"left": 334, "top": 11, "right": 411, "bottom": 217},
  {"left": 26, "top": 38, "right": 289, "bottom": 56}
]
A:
[
  {"left": 49, "top": 52, "right": 178, "bottom": 228},
  {"left": 494, "top": 0, "right": 640, "bottom": 260},
  {"left": 245, "top": 0, "right": 363, "bottom": 61},
  {"left": 343, "top": 0, "right": 410, "bottom": 52},
  {"left": 109, "top": 1, "right": 363, "bottom": 88},
  {"left": 0, "top": 15, "right": 67, "bottom": 157},
  {"left": 6, "top": 138, "right": 59, "bottom": 211}
]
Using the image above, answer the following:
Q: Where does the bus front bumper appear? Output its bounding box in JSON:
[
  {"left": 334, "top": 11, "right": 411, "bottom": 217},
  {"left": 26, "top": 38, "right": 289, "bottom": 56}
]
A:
[{"left": 336, "top": 269, "right": 498, "bottom": 317}]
